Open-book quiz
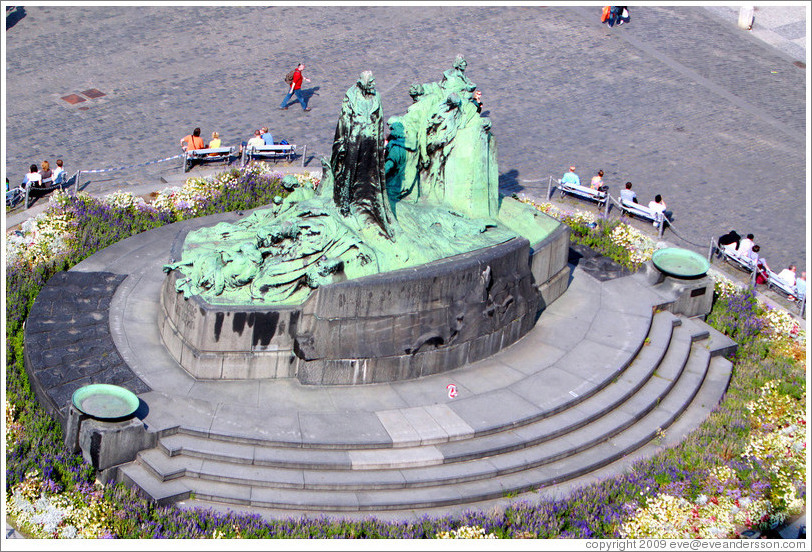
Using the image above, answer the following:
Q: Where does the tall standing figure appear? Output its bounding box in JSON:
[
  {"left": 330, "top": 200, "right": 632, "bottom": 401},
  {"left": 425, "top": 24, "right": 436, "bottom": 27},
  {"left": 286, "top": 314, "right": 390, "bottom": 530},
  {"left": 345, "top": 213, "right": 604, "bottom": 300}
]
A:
[{"left": 331, "top": 71, "right": 393, "bottom": 238}]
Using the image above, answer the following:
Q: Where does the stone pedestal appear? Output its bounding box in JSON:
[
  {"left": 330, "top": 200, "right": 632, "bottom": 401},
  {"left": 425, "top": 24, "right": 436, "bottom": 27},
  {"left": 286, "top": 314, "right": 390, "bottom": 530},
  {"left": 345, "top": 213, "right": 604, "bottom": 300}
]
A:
[
  {"left": 66, "top": 406, "right": 155, "bottom": 472},
  {"left": 643, "top": 261, "right": 714, "bottom": 318},
  {"left": 161, "top": 223, "right": 571, "bottom": 385}
]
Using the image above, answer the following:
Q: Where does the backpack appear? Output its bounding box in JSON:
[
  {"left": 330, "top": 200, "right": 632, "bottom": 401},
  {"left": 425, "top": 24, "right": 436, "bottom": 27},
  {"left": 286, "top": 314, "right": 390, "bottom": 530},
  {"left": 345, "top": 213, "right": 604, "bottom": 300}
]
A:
[{"left": 284, "top": 69, "right": 296, "bottom": 85}]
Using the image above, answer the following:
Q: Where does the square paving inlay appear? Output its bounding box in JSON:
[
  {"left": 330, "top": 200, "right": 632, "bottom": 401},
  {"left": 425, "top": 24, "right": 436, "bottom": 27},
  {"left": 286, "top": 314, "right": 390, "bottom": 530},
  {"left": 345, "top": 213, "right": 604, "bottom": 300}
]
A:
[
  {"left": 61, "top": 94, "right": 86, "bottom": 104},
  {"left": 81, "top": 88, "right": 106, "bottom": 99}
]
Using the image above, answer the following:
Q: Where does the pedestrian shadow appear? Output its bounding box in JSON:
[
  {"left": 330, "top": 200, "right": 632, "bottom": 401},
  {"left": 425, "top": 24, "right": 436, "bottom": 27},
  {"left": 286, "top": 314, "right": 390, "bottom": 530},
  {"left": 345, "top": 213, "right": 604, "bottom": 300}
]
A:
[
  {"left": 498, "top": 169, "right": 523, "bottom": 195},
  {"left": 6, "top": 6, "right": 26, "bottom": 30},
  {"left": 300, "top": 86, "right": 320, "bottom": 105}
]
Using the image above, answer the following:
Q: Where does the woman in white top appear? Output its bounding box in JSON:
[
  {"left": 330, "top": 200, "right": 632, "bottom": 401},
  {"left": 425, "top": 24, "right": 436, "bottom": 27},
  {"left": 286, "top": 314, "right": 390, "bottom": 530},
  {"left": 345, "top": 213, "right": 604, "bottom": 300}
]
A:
[{"left": 22, "top": 164, "right": 41, "bottom": 188}]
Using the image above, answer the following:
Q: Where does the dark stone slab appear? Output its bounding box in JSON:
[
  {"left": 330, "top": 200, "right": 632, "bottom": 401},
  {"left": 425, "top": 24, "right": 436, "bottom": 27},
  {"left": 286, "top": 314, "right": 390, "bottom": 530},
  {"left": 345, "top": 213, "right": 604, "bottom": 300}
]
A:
[{"left": 24, "top": 271, "right": 151, "bottom": 428}]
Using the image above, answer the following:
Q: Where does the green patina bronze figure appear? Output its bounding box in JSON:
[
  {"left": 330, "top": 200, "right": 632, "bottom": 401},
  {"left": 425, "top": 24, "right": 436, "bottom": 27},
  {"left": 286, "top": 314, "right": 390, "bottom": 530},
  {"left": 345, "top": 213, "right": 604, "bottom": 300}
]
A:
[
  {"left": 163, "top": 59, "right": 559, "bottom": 306},
  {"left": 331, "top": 71, "right": 394, "bottom": 239}
]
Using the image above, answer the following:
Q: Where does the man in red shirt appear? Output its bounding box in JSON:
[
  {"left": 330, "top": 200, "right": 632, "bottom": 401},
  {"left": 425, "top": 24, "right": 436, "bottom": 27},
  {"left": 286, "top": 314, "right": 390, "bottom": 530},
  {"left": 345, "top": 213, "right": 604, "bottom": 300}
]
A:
[
  {"left": 180, "top": 127, "right": 205, "bottom": 151},
  {"left": 279, "top": 63, "right": 312, "bottom": 111}
]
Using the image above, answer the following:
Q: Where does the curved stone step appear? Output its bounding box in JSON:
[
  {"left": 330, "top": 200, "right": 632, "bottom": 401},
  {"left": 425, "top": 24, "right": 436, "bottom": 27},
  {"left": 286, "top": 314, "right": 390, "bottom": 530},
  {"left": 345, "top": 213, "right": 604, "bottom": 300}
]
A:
[
  {"left": 148, "top": 311, "right": 684, "bottom": 475},
  {"left": 125, "top": 326, "right": 711, "bottom": 508},
  {"left": 123, "top": 343, "right": 716, "bottom": 511}
]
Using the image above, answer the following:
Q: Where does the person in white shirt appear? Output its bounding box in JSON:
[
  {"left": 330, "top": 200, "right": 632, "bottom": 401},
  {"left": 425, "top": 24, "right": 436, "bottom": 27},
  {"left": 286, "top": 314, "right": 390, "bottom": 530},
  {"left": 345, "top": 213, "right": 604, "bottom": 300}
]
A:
[
  {"left": 648, "top": 194, "right": 671, "bottom": 227},
  {"left": 22, "top": 164, "right": 41, "bottom": 189},
  {"left": 737, "top": 233, "right": 754, "bottom": 257},
  {"left": 246, "top": 129, "right": 264, "bottom": 149},
  {"left": 776, "top": 265, "right": 797, "bottom": 286},
  {"left": 52, "top": 159, "right": 66, "bottom": 183},
  {"left": 620, "top": 181, "right": 638, "bottom": 204}
]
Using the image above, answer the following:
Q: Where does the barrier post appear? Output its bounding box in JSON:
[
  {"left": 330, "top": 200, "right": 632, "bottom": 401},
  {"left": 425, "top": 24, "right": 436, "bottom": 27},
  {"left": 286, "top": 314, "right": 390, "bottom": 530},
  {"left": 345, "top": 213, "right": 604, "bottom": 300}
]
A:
[
  {"left": 546, "top": 175, "right": 553, "bottom": 201},
  {"left": 301, "top": 144, "right": 307, "bottom": 167},
  {"left": 707, "top": 237, "right": 715, "bottom": 262},
  {"left": 23, "top": 184, "right": 30, "bottom": 209},
  {"left": 73, "top": 171, "right": 81, "bottom": 196},
  {"left": 604, "top": 194, "right": 610, "bottom": 218}
]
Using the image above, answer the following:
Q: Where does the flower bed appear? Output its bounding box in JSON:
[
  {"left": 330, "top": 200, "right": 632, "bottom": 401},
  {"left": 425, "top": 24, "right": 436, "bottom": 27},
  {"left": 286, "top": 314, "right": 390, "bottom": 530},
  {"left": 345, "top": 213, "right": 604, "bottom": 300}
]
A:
[
  {"left": 517, "top": 196, "right": 656, "bottom": 271},
  {"left": 5, "top": 182, "right": 806, "bottom": 539}
]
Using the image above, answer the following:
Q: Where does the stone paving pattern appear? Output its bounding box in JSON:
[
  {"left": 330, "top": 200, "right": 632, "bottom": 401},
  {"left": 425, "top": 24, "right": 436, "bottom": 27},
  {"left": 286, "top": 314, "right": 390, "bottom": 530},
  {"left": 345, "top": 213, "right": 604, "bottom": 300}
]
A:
[
  {"left": 23, "top": 271, "right": 151, "bottom": 423},
  {"left": 4, "top": 5, "right": 807, "bottom": 271}
]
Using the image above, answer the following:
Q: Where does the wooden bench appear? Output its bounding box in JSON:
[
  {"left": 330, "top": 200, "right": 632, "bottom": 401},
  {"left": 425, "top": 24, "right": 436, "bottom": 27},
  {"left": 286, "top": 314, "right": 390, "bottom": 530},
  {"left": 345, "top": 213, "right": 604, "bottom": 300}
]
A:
[
  {"left": 241, "top": 144, "right": 297, "bottom": 165},
  {"left": 558, "top": 179, "right": 607, "bottom": 207},
  {"left": 184, "top": 147, "right": 234, "bottom": 172}
]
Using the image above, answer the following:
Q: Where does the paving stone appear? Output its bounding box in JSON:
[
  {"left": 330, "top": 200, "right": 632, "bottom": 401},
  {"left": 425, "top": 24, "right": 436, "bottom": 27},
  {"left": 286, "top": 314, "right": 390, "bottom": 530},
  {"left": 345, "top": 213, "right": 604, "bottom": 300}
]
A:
[{"left": 6, "top": 5, "right": 805, "bottom": 270}]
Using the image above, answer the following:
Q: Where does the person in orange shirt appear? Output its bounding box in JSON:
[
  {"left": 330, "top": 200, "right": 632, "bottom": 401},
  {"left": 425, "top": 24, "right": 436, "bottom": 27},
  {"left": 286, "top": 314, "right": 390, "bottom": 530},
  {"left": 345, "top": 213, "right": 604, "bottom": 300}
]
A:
[{"left": 180, "top": 127, "right": 205, "bottom": 151}]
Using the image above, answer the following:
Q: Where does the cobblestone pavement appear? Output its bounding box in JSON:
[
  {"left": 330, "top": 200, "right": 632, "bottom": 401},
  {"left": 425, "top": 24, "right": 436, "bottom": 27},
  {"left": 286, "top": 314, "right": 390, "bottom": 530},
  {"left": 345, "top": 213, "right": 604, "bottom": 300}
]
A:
[{"left": 4, "top": 4, "right": 807, "bottom": 270}]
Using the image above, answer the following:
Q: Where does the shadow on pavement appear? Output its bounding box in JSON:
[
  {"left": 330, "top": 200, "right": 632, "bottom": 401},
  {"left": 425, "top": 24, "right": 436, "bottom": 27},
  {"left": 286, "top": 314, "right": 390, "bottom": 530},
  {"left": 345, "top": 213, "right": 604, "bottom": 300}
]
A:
[
  {"left": 6, "top": 6, "right": 26, "bottom": 30},
  {"left": 498, "top": 168, "right": 523, "bottom": 194}
]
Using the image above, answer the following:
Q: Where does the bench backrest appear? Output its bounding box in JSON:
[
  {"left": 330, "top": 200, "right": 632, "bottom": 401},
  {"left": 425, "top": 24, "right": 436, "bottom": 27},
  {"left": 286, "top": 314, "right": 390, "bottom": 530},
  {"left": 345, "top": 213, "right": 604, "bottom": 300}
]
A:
[
  {"left": 188, "top": 147, "right": 232, "bottom": 156},
  {"left": 722, "top": 248, "right": 755, "bottom": 271},
  {"left": 248, "top": 144, "right": 295, "bottom": 153},
  {"left": 767, "top": 270, "right": 797, "bottom": 294},
  {"left": 621, "top": 199, "right": 663, "bottom": 222},
  {"left": 561, "top": 181, "right": 606, "bottom": 200}
]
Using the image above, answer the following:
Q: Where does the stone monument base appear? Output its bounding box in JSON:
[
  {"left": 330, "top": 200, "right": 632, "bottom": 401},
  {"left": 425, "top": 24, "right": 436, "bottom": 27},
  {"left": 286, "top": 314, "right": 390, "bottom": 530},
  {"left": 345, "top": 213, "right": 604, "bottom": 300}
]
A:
[{"left": 159, "top": 224, "right": 570, "bottom": 384}]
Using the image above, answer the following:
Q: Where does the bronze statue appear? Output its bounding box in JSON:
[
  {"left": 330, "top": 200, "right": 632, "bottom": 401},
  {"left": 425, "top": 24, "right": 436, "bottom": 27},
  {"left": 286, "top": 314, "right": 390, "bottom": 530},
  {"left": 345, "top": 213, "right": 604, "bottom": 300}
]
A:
[{"left": 331, "top": 71, "right": 393, "bottom": 238}]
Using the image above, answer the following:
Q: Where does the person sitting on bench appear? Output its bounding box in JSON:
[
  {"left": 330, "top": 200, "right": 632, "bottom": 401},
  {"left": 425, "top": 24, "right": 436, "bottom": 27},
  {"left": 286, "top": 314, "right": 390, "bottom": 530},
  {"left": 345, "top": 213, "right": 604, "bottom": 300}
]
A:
[
  {"left": 737, "top": 233, "right": 754, "bottom": 256},
  {"left": 205, "top": 131, "right": 224, "bottom": 157},
  {"left": 261, "top": 127, "right": 275, "bottom": 145},
  {"left": 796, "top": 271, "right": 806, "bottom": 300},
  {"left": 717, "top": 230, "right": 741, "bottom": 255},
  {"left": 561, "top": 165, "right": 580, "bottom": 186},
  {"left": 777, "top": 264, "right": 797, "bottom": 287},
  {"left": 620, "top": 181, "right": 638, "bottom": 204},
  {"left": 590, "top": 169, "right": 608, "bottom": 192},
  {"left": 748, "top": 245, "right": 771, "bottom": 284},
  {"left": 180, "top": 127, "right": 205, "bottom": 152},
  {"left": 648, "top": 194, "right": 672, "bottom": 227},
  {"left": 52, "top": 159, "right": 66, "bottom": 183},
  {"left": 22, "top": 164, "right": 41, "bottom": 189},
  {"left": 39, "top": 160, "right": 53, "bottom": 186},
  {"left": 247, "top": 129, "right": 264, "bottom": 149},
  {"left": 208, "top": 131, "right": 222, "bottom": 149}
]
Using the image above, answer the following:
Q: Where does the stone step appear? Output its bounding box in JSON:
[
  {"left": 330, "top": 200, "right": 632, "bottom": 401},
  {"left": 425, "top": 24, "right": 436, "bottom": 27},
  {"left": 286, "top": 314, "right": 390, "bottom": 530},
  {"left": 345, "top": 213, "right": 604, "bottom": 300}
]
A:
[
  {"left": 129, "top": 344, "right": 716, "bottom": 511},
  {"left": 184, "top": 355, "right": 735, "bottom": 522},
  {"left": 117, "top": 461, "right": 191, "bottom": 506},
  {"left": 152, "top": 312, "right": 685, "bottom": 473},
  {"left": 129, "top": 326, "right": 710, "bottom": 500}
]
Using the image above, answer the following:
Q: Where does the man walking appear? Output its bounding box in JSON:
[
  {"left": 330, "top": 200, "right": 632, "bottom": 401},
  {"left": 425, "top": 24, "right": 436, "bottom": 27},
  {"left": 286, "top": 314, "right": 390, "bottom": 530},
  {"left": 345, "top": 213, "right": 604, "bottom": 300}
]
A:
[{"left": 279, "top": 63, "right": 312, "bottom": 111}]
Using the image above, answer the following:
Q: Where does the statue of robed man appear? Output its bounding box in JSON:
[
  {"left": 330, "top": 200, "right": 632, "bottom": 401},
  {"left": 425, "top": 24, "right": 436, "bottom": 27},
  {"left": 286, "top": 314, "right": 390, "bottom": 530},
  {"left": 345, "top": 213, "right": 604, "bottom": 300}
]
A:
[{"left": 331, "top": 71, "right": 394, "bottom": 238}]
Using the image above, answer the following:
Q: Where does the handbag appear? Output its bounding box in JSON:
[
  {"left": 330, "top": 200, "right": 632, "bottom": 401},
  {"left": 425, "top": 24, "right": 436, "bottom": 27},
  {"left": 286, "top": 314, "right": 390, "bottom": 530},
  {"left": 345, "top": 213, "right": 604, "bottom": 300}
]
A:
[{"left": 601, "top": 6, "right": 611, "bottom": 22}]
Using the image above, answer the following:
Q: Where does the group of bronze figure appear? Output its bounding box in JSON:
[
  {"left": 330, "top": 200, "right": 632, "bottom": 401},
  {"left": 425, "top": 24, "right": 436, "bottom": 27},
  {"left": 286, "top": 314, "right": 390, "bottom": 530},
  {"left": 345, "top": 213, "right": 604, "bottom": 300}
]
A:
[{"left": 165, "top": 56, "right": 505, "bottom": 305}]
